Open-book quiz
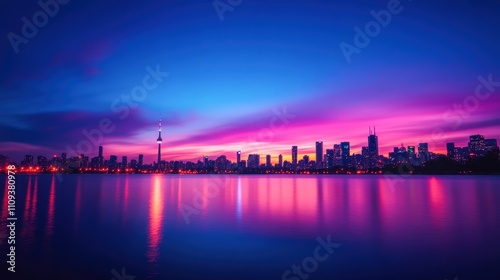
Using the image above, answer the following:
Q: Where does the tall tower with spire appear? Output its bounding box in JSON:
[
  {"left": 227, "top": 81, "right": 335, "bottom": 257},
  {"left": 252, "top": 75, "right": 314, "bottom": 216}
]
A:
[
  {"left": 157, "top": 116, "right": 162, "bottom": 166},
  {"left": 368, "top": 126, "right": 379, "bottom": 168}
]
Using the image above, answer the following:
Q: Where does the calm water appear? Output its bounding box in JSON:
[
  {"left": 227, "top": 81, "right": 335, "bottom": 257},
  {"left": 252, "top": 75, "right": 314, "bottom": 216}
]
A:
[{"left": 1, "top": 174, "right": 499, "bottom": 280}]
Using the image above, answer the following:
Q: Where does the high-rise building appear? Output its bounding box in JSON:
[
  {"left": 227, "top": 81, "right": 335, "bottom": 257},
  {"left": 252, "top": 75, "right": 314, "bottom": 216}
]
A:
[
  {"left": 98, "top": 145, "right": 103, "bottom": 166},
  {"left": 292, "top": 146, "right": 298, "bottom": 167},
  {"left": 204, "top": 156, "right": 209, "bottom": 167},
  {"left": 468, "top": 134, "right": 486, "bottom": 156},
  {"left": 368, "top": 127, "right": 379, "bottom": 168},
  {"left": 110, "top": 155, "right": 118, "bottom": 168},
  {"left": 248, "top": 154, "right": 260, "bottom": 169},
  {"left": 315, "top": 141, "right": 323, "bottom": 169},
  {"left": 326, "top": 149, "right": 334, "bottom": 168},
  {"left": 485, "top": 139, "right": 498, "bottom": 151},
  {"left": 408, "top": 146, "right": 416, "bottom": 163},
  {"left": 157, "top": 116, "right": 163, "bottom": 165},
  {"left": 138, "top": 154, "right": 144, "bottom": 167},
  {"left": 266, "top": 155, "right": 271, "bottom": 168},
  {"left": 215, "top": 155, "right": 228, "bottom": 173},
  {"left": 361, "top": 147, "right": 368, "bottom": 166},
  {"left": 237, "top": 151, "right": 241, "bottom": 164},
  {"left": 418, "top": 143, "right": 429, "bottom": 162},
  {"left": 446, "top": 142, "right": 455, "bottom": 159},
  {"left": 341, "top": 142, "right": 350, "bottom": 166},
  {"left": 278, "top": 154, "right": 283, "bottom": 168},
  {"left": 122, "top": 156, "right": 127, "bottom": 168}
]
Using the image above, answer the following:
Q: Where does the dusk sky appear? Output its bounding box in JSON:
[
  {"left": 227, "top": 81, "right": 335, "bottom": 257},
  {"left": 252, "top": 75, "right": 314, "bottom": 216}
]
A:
[{"left": 1, "top": 0, "right": 499, "bottom": 164}]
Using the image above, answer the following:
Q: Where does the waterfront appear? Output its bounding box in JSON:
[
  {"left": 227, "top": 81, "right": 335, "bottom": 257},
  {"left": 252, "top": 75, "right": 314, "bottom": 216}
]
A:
[{"left": 1, "top": 174, "right": 499, "bottom": 279}]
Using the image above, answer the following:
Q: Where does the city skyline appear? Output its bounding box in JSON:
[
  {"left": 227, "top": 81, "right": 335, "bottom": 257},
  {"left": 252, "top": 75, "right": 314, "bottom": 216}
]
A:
[
  {"left": 2, "top": 130, "right": 497, "bottom": 169},
  {"left": 1, "top": 1, "right": 500, "bottom": 164}
]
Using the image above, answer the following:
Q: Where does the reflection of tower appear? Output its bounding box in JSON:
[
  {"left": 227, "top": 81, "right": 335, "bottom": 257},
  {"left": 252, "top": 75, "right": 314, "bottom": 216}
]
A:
[{"left": 157, "top": 116, "right": 162, "bottom": 165}]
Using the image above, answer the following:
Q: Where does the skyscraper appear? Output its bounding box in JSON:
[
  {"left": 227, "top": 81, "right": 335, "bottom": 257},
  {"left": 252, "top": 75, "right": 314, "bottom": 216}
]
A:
[
  {"left": 278, "top": 154, "right": 283, "bottom": 168},
  {"left": 122, "top": 156, "right": 127, "bottom": 168},
  {"left": 292, "top": 146, "right": 298, "bottom": 167},
  {"left": 248, "top": 154, "right": 260, "bottom": 169},
  {"left": 266, "top": 155, "right": 271, "bottom": 168},
  {"left": 368, "top": 127, "right": 379, "bottom": 168},
  {"left": 418, "top": 143, "right": 429, "bottom": 162},
  {"left": 446, "top": 142, "right": 455, "bottom": 159},
  {"left": 110, "top": 155, "right": 118, "bottom": 168},
  {"left": 326, "top": 149, "right": 334, "bottom": 168},
  {"left": 138, "top": 154, "right": 144, "bottom": 167},
  {"left": 341, "top": 142, "right": 350, "bottom": 166},
  {"left": 468, "top": 134, "right": 485, "bottom": 156},
  {"left": 237, "top": 151, "right": 241, "bottom": 164},
  {"left": 315, "top": 141, "right": 323, "bottom": 169},
  {"left": 408, "top": 146, "right": 416, "bottom": 163},
  {"left": 98, "top": 145, "right": 103, "bottom": 167},
  {"left": 157, "top": 116, "right": 163, "bottom": 165}
]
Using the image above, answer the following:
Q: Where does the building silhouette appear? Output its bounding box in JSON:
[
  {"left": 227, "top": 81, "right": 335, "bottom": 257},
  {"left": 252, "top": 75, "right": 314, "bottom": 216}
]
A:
[
  {"left": 341, "top": 142, "right": 350, "bottom": 166},
  {"left": 156, "top": 117, "right": 163, "bottom": 166},
  {"left": 248, "top": 154, "right": 260, "bottom": 169},
  {"left": 316, "top": 141, "right": 323, "bottom": 169},
  {"left": 418, "top": 143, "right": 429, "bottom": 162},
  {"left": 292, "top": 146, "right": 298, "bottom": 168},
  {"left": 368, "top": 127, "right": 379, "bottom": 168}
]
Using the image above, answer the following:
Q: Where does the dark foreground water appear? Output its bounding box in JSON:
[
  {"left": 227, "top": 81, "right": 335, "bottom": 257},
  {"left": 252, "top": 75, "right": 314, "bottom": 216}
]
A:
[{"left": 0, "top": 174, "right": 499, "bottom": 280}]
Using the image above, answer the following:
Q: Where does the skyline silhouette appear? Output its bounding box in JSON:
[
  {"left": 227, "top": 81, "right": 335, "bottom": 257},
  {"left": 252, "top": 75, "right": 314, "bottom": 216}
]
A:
[{"left": 1, "top": 129, "right": 497, "bottom": 174}]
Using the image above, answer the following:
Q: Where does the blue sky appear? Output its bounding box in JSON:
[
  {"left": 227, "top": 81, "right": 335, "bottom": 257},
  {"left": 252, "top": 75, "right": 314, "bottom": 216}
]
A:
[{"left": 1, "top": 0, "right": 499, "bottom": 163}]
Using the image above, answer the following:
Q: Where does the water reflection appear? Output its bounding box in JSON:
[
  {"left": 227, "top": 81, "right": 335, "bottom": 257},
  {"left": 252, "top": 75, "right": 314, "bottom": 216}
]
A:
[
  {"left": 46, "top": 175, "right": 56, "bottom": 239},
  {"left": 1, "top": 174, "right": 499, "bottom": 280},
  {"left": 147, "top": 175, "right": 164, "bottom": 274},
  {"left": 21, "top": 176, "right": 38, "bottom": 244}
]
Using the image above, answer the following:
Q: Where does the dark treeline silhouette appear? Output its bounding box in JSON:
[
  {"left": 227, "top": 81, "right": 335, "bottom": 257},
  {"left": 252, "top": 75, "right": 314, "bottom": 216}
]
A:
[{"left": 409, "top": 150, "right": 500, "bottom": 175}]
